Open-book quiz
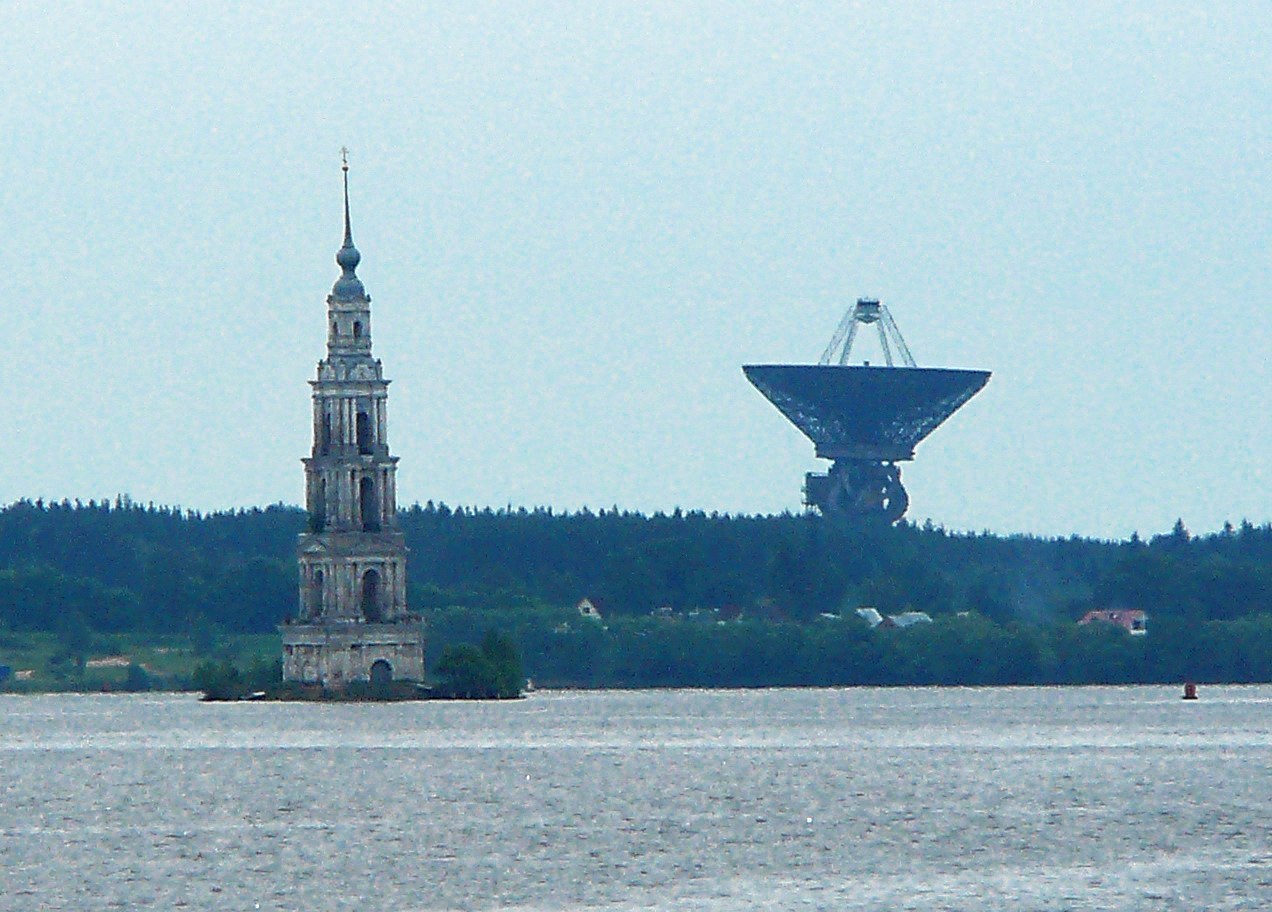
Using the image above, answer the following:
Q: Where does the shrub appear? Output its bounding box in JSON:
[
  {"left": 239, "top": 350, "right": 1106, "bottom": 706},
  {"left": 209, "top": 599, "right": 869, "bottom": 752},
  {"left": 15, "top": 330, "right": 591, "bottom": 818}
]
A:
[{"left": 433, "top": 630, "right": 524, "bottom": 699}]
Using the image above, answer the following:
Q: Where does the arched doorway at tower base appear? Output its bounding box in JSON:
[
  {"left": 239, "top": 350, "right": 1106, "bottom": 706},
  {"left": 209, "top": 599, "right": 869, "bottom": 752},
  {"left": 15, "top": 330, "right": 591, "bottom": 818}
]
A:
[{"left": 369, "top": 659, "right": 393, "bottom": 688}]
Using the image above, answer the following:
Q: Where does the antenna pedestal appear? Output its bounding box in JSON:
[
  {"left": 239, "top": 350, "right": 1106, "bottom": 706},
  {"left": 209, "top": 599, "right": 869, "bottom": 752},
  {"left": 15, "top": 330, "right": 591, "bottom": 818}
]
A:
[{"left": 805, "top": 460, "right": 909, "bottom": 523}]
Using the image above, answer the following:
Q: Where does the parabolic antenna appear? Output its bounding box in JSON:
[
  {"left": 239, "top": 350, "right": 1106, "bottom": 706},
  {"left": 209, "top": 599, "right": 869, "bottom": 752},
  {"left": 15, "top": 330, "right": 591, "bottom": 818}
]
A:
[{"left": 744, "top": 299, "right": 990, "bottom": 522}]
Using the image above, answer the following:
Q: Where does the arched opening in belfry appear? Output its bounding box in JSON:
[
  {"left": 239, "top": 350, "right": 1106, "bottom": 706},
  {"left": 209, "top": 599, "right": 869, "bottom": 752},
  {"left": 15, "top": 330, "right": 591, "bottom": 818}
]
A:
[
  {"left": 311, "top": 478, "right": 327, "bottom": 532},
  {"left": 311, "top": 569, "right": 324, "bottom": 618},
  {"left": 322, "top": 414, "right": 334, "bottom": 453},
  {"left": 359, "top": 476, "right": 379, "bottom": 531},
  {"left": 331, "top": 320, "right": 338, "bottom": 338},
  {"left": 353, "top": 320, "right": 363, "bottom": 339},
  {"left": 369, "top": 659, "right": 392, "bottom": 687},
  {"left": 361, "top": 569, "right": 382, "bottom": 622},
  {"left": 356, "top": 410, "right": 372, "bottom": 454}
]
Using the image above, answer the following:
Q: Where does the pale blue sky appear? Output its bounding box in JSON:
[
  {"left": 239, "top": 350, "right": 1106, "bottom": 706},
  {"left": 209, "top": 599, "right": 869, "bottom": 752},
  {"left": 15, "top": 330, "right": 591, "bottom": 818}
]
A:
[{"left": 4, "top": 2, "right": 1268, "bottom": 538}]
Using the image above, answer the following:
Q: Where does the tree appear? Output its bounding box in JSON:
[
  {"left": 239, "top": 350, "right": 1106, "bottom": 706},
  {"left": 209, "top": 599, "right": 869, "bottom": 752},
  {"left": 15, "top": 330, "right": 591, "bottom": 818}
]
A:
[
  {"left": 56, "top": 610, "right": 93, "bottom": 670},
  {"left": 122, "top": 663, "right": 151, "bottom": 692},
  {"left": 433, "top": 644, "right": 499, "bottom": 699},
  {"left": 193, "top": 660, "right": 244, "bottom": 700},
  {"left": 433, "top": 629, "right": 525, "bottom": 699},
  {"left": 481, "top": 628, "right": 524, "bottom": 698}
]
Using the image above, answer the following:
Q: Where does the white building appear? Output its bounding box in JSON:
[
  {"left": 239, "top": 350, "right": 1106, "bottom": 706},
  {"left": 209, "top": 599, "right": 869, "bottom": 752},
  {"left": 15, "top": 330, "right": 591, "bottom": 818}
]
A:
[{"left": 855, "top": 607, "right": 884, "bottom": 628}]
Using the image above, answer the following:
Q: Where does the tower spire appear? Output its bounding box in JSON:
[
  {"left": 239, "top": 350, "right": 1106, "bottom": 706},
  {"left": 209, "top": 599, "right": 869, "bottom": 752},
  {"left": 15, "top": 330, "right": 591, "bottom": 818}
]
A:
[
  {"left": 341, "top": 146, "right": 353, "bottom": 247},
  {"left": 332, "top": 146, "right": 365, "bottom": 300}
]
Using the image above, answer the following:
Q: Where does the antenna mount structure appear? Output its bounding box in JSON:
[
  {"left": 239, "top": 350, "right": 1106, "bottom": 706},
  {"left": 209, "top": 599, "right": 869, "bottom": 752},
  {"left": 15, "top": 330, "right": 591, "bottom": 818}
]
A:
[{"left": 744, "top": 298, "right": 990, "bottom": 523}]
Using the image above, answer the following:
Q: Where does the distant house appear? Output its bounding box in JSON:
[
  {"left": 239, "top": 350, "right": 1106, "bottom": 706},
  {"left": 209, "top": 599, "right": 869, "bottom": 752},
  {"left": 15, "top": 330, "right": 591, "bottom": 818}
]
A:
[
  {"left": 1079, "top": 609, "right": 1147, "bottom": 635},
  {"left": 575, "top": 598, "right": 605, "bottom": 621},
  {"left": 884, "top": 611, "right": 933, "bottom": 629},
  {"left": 855, "top": 607, "right": 884, "bottom": 628}
]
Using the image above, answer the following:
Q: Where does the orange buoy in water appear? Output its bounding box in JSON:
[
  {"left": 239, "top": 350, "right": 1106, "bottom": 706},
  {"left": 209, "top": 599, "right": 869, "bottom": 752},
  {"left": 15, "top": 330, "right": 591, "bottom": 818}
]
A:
[{"left": 1182, "top": 682, "right": 1198, "bottom": 700}]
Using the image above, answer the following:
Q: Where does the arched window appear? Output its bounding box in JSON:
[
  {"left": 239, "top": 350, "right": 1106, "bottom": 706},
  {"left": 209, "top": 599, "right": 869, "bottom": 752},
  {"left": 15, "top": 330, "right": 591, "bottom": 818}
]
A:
[
  {"left": 361, "top": 569, "right": 382, "bottom": 622},
  {"left": 310, "top": 478, "right": 326, "bottom": 532},
  {"left": 356, "top": 411, "right": 372, "bottom": 454},
  {"left": 331, "top": 320, "right": 338, "bottom": 337},
  {"left": 353, "top": 320, "right": 363, "bottom": 339},
  {"left": 359, "top": 476, "right": 379, "bottom": 531},
  {"left": 310, "top": 569, "right": 324, "bottom": 618},
  {"left": 319, "top": 415, "right": 330, "bottom": 452}
]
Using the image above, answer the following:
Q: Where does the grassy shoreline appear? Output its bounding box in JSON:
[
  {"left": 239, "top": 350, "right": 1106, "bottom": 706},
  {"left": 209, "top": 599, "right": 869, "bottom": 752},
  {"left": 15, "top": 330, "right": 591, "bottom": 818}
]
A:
[
  {"left": 0, "top": 632, "right": 279, "bottom": 694},
  {"left": 6, "top": 610, "right": 1272, "bottom": 693}
]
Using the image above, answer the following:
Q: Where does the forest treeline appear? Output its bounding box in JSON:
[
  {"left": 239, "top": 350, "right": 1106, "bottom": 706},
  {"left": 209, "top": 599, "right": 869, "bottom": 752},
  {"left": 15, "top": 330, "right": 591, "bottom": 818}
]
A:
[{"left": 0, "top": 497, "right": 1269, "bottom": 685}]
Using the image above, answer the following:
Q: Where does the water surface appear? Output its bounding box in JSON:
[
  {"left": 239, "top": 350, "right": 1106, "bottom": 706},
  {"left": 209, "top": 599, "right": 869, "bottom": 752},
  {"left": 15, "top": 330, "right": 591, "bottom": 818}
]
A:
[{"left": 2, "top": 686, "right": 1269, "bottom": 910}]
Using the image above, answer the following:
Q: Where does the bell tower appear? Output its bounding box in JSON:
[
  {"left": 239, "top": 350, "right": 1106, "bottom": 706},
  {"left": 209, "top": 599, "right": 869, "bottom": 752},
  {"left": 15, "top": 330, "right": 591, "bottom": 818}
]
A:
[{"left": 282, "top": 153, "right": 425, "bottom": 689}]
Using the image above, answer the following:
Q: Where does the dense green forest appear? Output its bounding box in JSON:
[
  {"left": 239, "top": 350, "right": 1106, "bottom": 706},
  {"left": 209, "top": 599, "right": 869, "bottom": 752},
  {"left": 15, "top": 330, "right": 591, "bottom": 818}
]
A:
[{"left": 0, "top": 497, "right": 1269, "bottom": 687}]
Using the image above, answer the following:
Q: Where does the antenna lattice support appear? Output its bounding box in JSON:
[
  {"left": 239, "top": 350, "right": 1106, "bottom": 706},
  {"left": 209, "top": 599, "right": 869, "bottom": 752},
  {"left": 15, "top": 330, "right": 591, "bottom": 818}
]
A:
[{"left": 818, "top": 298, "right": 917, "bottom": 368}]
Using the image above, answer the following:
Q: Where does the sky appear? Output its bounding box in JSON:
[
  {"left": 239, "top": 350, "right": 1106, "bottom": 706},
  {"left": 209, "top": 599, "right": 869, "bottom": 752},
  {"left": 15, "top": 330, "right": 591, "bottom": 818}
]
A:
[{"left": 4, "top": 2, "right": 1269, "bottom": 540}]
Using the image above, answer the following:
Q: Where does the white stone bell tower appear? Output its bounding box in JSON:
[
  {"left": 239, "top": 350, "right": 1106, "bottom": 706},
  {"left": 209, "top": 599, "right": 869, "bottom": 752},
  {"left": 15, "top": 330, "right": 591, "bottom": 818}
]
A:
[{"left": 282, "top": 153, "right": 425, "bottom": 689}]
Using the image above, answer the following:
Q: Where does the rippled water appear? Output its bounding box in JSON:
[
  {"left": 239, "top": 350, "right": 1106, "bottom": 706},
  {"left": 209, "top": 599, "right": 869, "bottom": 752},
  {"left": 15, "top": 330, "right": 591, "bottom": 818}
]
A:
[{"left": 2, "top": 686, "right": 1270, "bottom": 910}]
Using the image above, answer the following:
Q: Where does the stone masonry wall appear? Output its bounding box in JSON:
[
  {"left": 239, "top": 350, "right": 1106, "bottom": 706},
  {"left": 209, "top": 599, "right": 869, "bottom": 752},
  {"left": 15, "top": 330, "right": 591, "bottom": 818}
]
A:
[{"left": 281, "top": 620, "right": 426, "bottom": 687}]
